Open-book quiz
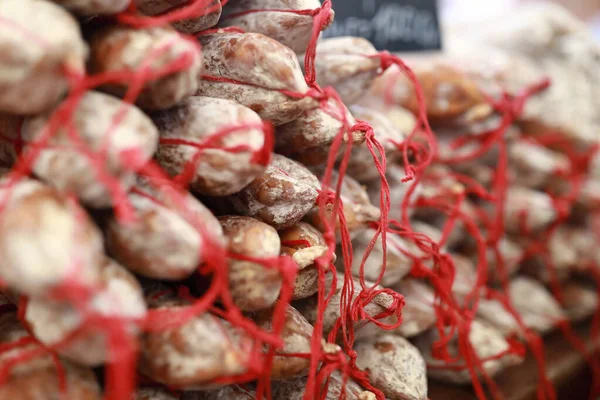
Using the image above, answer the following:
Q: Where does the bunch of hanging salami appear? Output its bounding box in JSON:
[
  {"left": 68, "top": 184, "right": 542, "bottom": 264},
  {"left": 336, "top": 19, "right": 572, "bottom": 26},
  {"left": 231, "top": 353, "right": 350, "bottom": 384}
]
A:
[{"left": 0, "top": 1, "right": 598, "bottom": 399}]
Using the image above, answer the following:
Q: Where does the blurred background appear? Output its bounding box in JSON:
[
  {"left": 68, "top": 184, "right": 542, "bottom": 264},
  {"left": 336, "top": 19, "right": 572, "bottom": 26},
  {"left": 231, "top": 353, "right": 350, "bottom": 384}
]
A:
[{"left": 441, "top": 0, "right": 600, "bottom": 38}]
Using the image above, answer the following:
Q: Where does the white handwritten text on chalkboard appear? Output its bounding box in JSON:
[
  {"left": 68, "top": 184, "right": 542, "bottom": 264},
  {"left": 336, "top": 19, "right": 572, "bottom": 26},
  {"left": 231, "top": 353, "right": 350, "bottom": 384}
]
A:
[{"left": 323, "top": 0, "right": 441, "bottom": 52}]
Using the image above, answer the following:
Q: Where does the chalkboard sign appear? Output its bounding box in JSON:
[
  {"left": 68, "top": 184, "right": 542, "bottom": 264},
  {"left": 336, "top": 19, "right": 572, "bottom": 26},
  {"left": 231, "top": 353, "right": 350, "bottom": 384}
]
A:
[{"left": 322, "top": 0, "right": 442, "bottom": 52}]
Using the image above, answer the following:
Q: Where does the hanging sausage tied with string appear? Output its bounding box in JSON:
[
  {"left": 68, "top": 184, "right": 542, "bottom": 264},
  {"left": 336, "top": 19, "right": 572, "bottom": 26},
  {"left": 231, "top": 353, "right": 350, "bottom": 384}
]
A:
[
  {"left": 0, "top": 1, "right": 598, "bottom": 400},
  {"left": 393, "top": 5, "right": 600, "bottom": 399}
]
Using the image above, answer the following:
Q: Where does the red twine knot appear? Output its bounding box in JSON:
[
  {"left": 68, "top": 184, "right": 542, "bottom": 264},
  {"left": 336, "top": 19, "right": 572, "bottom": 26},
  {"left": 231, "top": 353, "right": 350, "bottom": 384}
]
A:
[
  {"left": 316, "top": 189, "right": 337, "bottom": 206},
  {"left": 376, "top": 51, "right": 395, "bottom": 72}
]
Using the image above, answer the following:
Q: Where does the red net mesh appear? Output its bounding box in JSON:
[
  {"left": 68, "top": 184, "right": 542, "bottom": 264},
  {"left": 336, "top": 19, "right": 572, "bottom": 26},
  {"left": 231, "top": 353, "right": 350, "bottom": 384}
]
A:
[{"left": 0, "top": 1, "right": 598, "bottom": 400}]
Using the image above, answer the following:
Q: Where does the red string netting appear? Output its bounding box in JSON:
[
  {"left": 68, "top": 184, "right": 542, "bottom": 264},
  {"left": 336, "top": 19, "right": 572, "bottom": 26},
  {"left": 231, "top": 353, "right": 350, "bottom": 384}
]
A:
[
  {"left": 0, "top": 0, "right": 497, "bottom": 397},
  {"left": 0, "top": 299, "right": 71, "bottom": 399},
  {"left": 508, "top": 133, "right": 600, "bottom": 400},
  {"left": 4, "top": 1, "right": 597, "bottom": 400},
  {"left": 441, "top": 84, "right": 550, "bottom": 400},
  {"left": 0, "top": 1, "right": 411, "bottom": 400},
  {"left": 355, "top": 58, "right": 592, "bottom": 400},
  {"left": 438, "top": 80, "right": 560, "bottom": 400},
  {"left": 413, "top": 68, "right": 600, "bottom": 400},
  {"left": 0, "top": 3, "right": 290, "bottom": 399},
  {"left": 157, "top": 2, "right": 435, "bottom": 398}
]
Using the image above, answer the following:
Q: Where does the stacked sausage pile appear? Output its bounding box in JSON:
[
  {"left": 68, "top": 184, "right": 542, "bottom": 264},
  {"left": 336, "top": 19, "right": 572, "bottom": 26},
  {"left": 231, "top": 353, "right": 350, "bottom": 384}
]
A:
[
  {"left": 0, "top": 1, "right": 597, "bottom": 399},
  {"left": 378, "top": 4, "right": 600, "bottom": 399}
]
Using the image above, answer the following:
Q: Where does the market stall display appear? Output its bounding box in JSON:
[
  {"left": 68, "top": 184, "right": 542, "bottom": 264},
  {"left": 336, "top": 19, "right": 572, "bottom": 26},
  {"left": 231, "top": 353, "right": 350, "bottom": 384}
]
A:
[{"left": 0, "top": 1, "right": 598, "bottom": 400}]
